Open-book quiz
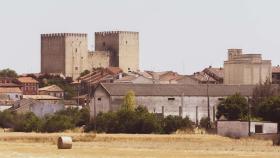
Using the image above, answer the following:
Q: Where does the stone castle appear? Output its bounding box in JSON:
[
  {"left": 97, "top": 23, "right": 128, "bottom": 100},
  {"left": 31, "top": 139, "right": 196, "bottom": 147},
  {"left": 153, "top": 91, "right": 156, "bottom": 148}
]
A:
[{"left": 41, "top": 31, "right": 139, "bottom": 79}]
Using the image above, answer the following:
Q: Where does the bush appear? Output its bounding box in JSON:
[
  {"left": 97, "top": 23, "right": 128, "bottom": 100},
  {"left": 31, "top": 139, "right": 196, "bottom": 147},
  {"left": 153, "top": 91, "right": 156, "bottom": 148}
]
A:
[
  {"left": 0, "top": 110, "right": 17, "bottom": 128},
  {"left": 42, "top": 115, "right": 75, "bottom": 132},
  {"left": 162, "top": 115, "right": 193, "bottom": 134},
  {"left": 14, "top": 112, "right": 42, "bottom": 132},
  {"left": 54, "top": 107, "right": 90, "bottom": 126},
  {"left": 199, "top": 117, "right": 209, "bottom": 129},
  {"left": 86, "top": 106, "right": 164, "bottom": 134}
]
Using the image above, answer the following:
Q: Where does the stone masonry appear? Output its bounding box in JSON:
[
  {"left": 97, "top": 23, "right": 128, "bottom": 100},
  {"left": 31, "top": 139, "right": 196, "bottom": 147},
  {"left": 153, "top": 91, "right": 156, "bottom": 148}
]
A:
[{"left": 41, "top": 31, "right": 139, "bottom": 79}]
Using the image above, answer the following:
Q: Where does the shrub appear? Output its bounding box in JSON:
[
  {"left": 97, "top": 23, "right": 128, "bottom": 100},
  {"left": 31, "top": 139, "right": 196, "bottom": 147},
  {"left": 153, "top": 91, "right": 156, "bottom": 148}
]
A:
[
  {"left": 162, "top": 115, "right": 193, "bottom": 134},
  {"left": 55, "top": 107, "right": 90, "bottom": 127},
  {"left": 86, "top": 106, "right": 164, "bottom": 134},
  {"left": 42, "top": 115, "right": 75, "bottom": 132},
  {"left": 14, "top": 112, "right": 42, "bottom": 132},
  {"left": 0, "top": 110, "right": 16, "bottom": 128},
  {"left": 199, "top": 117, "right": 209, "bottom": 129}
]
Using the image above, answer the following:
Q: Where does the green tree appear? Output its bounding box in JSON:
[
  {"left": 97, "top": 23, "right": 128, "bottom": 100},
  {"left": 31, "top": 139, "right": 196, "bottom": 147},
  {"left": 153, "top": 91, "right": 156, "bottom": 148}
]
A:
[
  {"left": 122, "top": 90, "right": 136, "bottom": 111},
  {"left": 0, "top": 68, "right": 18, "bottom": 78},
  {"left": 256, "top": 96, "right": 280, "bottom": 124},
  {"left": 251, "top": 81, "right": 279, "bottom": 116},
  {"left": 216, "top": 93, "right": 248, "bottom": 120}
]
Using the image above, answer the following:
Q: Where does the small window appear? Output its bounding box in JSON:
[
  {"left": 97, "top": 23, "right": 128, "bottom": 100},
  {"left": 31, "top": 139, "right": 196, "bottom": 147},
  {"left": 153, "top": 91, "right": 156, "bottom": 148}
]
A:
[
  {"left": 168, "top": 98, "right": 175, "bottom": 101},
  {"left": 255, "top": 125, "right": 263, "bottom": 133},
  {"left": 98, "top": 98, "right": 101, "bottom": 101},
  {"left": 126, "top": 41, "right": 128, "bottom": 44},
  {"left": 102, "top": 42, "right": 106, "bottom": 46},
  {"left": 75, "top": 67, "right": 78, "bottom": 70},
  {"left": 75, "top": 48, "right": 78, "bottom": 52}
]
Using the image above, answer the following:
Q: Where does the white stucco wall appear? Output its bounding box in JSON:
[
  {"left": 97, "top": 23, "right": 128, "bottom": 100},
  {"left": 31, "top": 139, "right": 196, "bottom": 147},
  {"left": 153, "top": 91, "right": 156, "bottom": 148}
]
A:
[
  {"left": 30, "top": 103, "right": 64, "bottom": 118},
  {"left": 90, "top": 87, "right": 223, "bottom": 122},
  {"left": 217, "top": 121, "right": 278, "bottom": 138}
]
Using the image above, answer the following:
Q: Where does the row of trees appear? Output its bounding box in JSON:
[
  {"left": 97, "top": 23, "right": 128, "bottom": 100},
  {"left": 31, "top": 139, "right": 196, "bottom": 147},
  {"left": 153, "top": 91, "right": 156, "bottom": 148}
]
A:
[{"left": 0, "top": 108, "right": 90, "bottom": 132}]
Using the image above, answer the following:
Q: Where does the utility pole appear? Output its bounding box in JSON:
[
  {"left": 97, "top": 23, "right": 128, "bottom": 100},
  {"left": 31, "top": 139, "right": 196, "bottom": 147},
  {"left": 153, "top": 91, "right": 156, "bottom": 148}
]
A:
[
  {"left": 196, "top": 106, "right": 198, "bottom": 126},
  {"left": 248, "top": 97, "right": 251, "bottom": 136},
  {"left": 206, "top": 76, "right": 211, "bottom": 129}
]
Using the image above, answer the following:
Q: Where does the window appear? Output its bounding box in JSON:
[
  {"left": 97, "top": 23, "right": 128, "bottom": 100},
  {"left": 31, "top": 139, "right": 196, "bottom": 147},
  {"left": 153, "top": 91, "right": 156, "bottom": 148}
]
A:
[
  {"left": 98, "top": 98, "right": 101, "bottom": 101},
  {"left": 75, "top": 48, "right": 78, "bottom": 52},
  {"left": 102, "top": 42, "right": 106, "bottom": 47},
  {"left": 255, "top": 125, "right": 263, "bottom": 133},
  {"left": 126, "top": 41, "right": 128, "bottom": 44},
  {"left": 15, "top": 95, "right": 18, "bottom": 98},
  {"left": 218, "top": 98, "right": 225, "bottom": 101},
  {"left": 168, "top": 97, "right": 175, "bottom": 101},
  {"left": 75, "top": 67, "right": 78, "bottom": 70}
]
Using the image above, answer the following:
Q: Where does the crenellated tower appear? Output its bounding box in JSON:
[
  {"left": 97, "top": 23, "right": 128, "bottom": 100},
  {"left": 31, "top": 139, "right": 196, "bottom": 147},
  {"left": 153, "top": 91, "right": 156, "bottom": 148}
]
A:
[
  {"left": 41, "top": 33, "right": 88, "bottom": 79},
  {"left": 95, "top": 31, "right": 139, "bottom": 73}
]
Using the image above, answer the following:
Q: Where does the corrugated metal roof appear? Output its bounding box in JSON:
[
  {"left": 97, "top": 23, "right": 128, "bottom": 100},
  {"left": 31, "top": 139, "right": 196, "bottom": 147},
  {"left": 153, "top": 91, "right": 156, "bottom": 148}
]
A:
[{"left": 99, "top": 83, "right": 259, "bottom": 97}]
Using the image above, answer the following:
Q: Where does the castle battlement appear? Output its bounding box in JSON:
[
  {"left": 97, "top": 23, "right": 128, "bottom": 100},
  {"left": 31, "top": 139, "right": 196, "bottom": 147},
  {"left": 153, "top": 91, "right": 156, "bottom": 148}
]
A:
[
  {"left": 95, "top": 31, "right": 138, "bottom": 36},
  {"left": 41, "top": 33, "right": 87, "bottom": 38}
]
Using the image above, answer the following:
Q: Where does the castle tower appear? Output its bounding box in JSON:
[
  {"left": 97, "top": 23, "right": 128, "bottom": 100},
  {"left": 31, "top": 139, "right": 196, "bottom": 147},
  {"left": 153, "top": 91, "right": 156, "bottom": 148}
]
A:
[
  {"left": 95, "top": 31, "right": 139, "bottom": 73},
  {"left": 41, "top": 33, "right": 88, "bottom": 79}
]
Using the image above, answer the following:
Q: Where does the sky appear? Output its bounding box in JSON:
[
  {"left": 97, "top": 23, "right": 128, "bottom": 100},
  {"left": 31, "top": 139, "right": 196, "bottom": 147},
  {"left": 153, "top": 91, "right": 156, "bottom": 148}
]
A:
[{"left": 0, "top": 0, "right": 280, "bottom": 75}]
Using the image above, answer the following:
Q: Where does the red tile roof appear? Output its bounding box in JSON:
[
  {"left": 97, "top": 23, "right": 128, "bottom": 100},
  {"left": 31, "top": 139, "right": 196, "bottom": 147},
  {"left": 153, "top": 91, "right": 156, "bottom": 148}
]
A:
[
  {"left": 17, "top": 77, "right": 38, "bottom": 83},
  {"left": 272, "top": 65, "right": 280, "bottom": 73}
]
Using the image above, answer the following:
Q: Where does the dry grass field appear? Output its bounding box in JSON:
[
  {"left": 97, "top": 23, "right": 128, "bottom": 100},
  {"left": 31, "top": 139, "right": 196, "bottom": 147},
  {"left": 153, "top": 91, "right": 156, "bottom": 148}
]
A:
[{"left": 0, "top": 132, "right": 279, "bottom": 158}]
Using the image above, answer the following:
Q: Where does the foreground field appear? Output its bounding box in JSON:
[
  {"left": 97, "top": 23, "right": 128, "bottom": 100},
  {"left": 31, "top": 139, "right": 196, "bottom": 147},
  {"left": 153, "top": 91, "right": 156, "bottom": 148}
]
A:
[{"left": 0, "top": 133, "right": 280, "bottom": 158}]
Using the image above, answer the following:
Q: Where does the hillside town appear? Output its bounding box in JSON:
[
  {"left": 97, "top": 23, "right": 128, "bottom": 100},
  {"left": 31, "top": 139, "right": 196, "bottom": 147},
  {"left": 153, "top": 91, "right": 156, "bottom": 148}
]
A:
[{"left": 0, "top": 31, "right": 280, "bottom": 139}]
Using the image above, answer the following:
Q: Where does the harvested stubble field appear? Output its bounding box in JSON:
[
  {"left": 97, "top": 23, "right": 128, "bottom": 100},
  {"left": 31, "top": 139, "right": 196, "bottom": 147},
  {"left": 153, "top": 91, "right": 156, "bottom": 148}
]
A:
[{"left": 0, "top": 132, "right": 279, "bottom": 158}]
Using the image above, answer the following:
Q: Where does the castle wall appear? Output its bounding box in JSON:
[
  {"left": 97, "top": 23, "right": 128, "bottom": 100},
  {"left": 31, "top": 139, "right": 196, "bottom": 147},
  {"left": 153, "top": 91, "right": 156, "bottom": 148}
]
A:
[
  {"left": 119, "top": 32, "right": 139, "bottom": 72},
  {"left": 95, "top": 31, "right": 139, "bottom": 73},
  {"left": 42, "top": 31, "right": 139, "bottom": 79},
  {"left": 95, "top": 32, "right": 119, "bottom": 67},
  {"left": 64, "top": 34, "right": 88, "bottom": 79},
  {"left": 41, "top": 34, "right": 65, "bottom": 74},
  {"left": 88, "top": 51, "right": 110, "bottom": 68}
]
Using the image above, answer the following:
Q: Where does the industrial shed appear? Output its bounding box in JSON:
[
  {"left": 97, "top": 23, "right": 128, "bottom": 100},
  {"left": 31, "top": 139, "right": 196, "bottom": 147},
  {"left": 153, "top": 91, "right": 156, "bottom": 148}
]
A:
[{"left": 90, "top": 83, "right": 256, "bottom": 122}]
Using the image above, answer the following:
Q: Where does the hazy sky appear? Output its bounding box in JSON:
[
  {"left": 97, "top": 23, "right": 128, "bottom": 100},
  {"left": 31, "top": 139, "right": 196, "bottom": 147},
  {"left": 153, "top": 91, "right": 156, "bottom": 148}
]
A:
[{"left": 1, "top": 0, "right": 280, "bottom": 75}]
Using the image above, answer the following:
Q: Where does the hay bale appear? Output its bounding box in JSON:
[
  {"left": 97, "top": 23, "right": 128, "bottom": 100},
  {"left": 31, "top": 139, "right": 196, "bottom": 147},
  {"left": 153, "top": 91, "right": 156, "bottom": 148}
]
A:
[{"left": 57, "top": 136, "right": 72, "bottom": 149}]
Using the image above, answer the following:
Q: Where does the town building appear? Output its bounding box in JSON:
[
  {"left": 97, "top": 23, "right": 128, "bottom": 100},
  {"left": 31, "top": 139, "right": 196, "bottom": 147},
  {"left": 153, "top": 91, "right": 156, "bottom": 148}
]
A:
[
  {"left": 12, "top": 98, "right": 64, "bottom": 118},
  {"left": 0, "top": 87, "right": 22, "bottom": 101},
  {"left": 39, "top": 85, "right": 64, "bottom": 99},
  {"left": 272, "top": 65, "right": 280, "bottom": 84},
  {"left": 23, "top": 95, "right": 62, "bottom": 104},
  {"left": 217, "top": 120, "right": 278, "bottom": 138},
  {"left": 0, "top": 94, "right": 13, "bottom": 111},
  {"left": 224, "top": 49, "right": 272, "bottom": 85},
  {"left": 78, "top": 67, "right": 123, "bottom": 94},
  {"left": 41, "top": 31, "right": 139, "bottom": 79},
  {"left": 17, "top": 77, "right": 39, "bottom": 95},
  {"left": 90, "top": 83, "right": 255, "bottom": 122}
]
